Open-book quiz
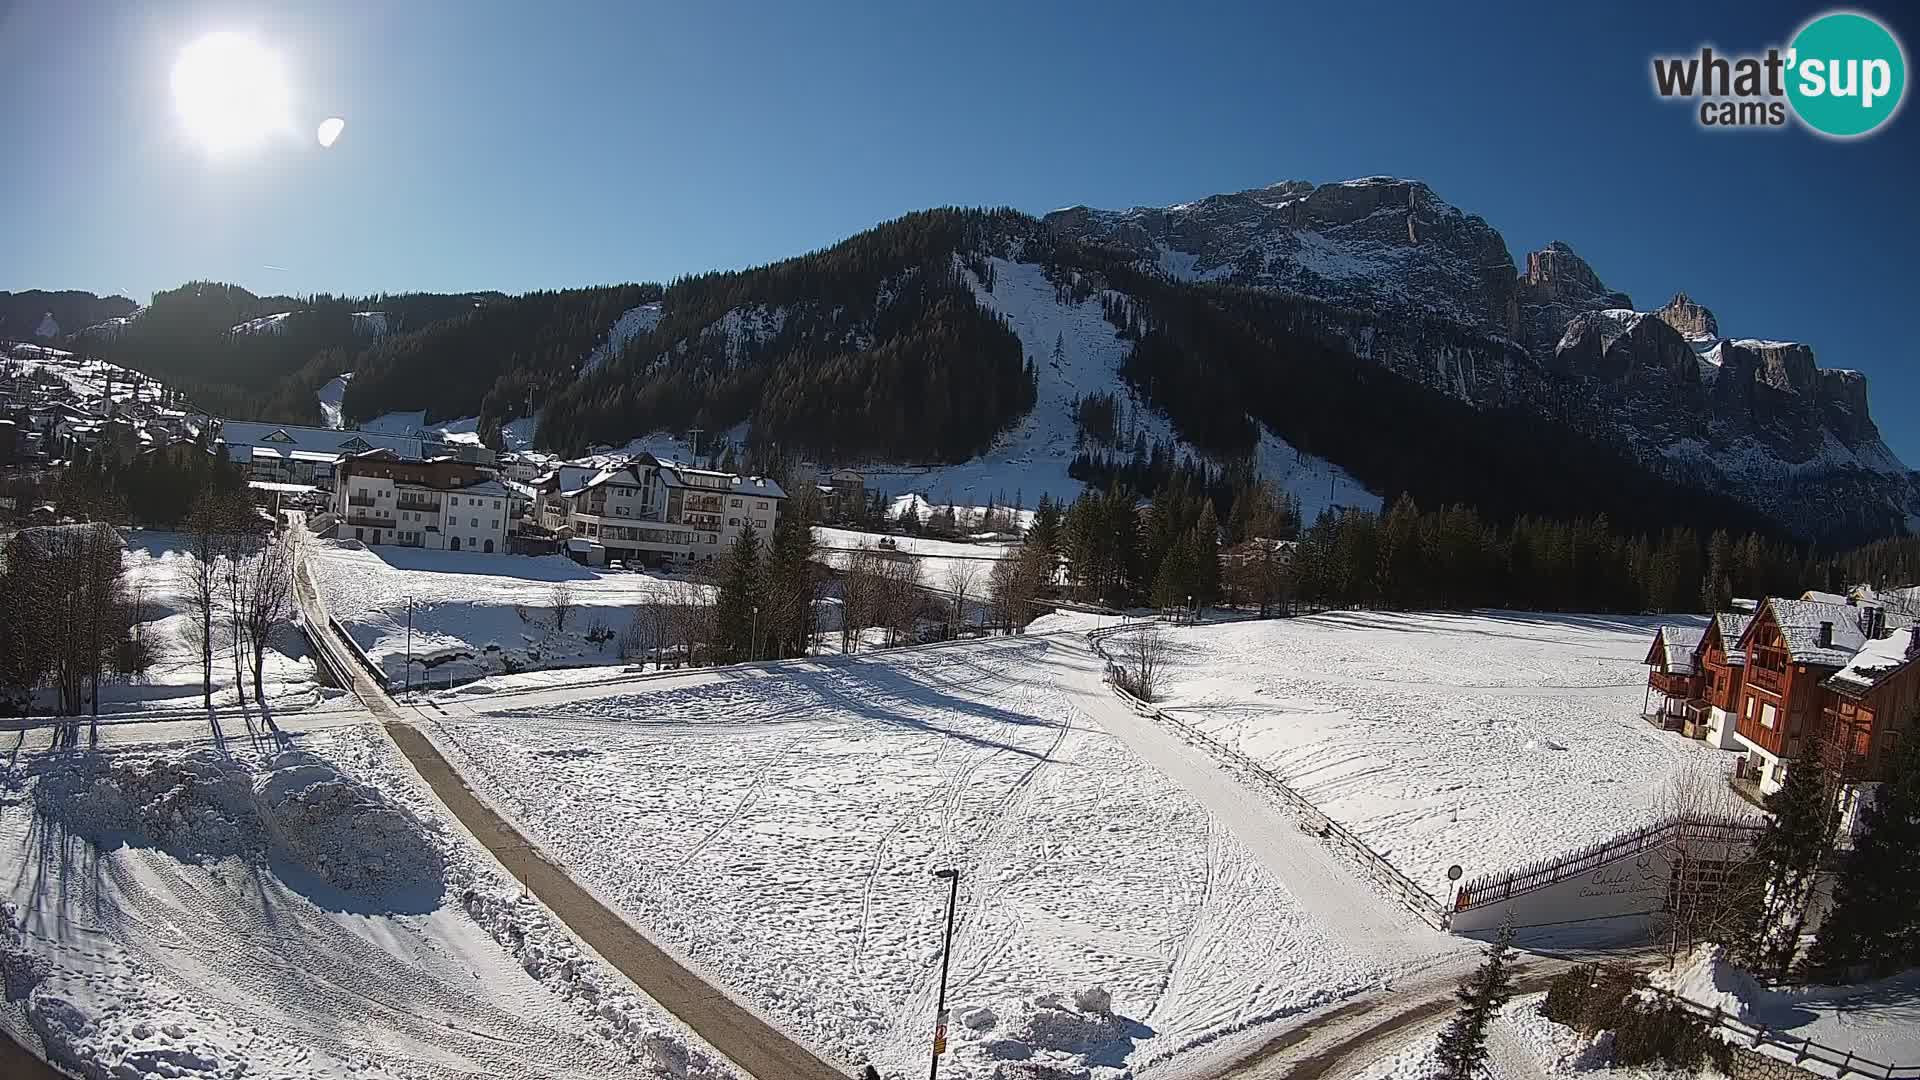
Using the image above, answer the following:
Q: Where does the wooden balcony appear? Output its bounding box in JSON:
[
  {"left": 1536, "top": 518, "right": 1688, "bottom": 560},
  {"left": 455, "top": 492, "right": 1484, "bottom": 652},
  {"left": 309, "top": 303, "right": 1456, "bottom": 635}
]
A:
[
  {"left": 1747, "top": 664, "right": 1785, "bottom": 693},
  {"left": 1647, "top": 671, "right": 1700, "bottom": 698}
]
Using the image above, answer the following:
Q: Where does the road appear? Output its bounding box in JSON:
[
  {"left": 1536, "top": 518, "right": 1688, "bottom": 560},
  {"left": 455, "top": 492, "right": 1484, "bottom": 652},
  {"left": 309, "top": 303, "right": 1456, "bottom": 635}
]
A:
[{"left": 290, "top": 531, "right": 852, "bottom": 1080}]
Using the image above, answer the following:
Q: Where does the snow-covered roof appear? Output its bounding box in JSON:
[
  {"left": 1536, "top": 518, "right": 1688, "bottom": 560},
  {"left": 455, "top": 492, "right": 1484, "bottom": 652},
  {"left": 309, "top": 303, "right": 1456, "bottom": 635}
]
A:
[
  {"left": 217, "top": 420, "right": 425, "bottom": 462},
  {"left": 1646, "top": 626, "right": 1704, "bottom": 674},
  {"left": 1745, "top": 598, "right": 1871, "bottom": 667},
  {"left": 1823, "top": 627, "right": 1919, "bottom": 698},
  {"left": 453, "top": 478, "right": 511, "bottom": 499},
  {"left": 1802, "top": 590, "right": 1850, "bottom": 606},
  {"left": 1708, "top": 614, "right": 1752, "bottom": 666}
]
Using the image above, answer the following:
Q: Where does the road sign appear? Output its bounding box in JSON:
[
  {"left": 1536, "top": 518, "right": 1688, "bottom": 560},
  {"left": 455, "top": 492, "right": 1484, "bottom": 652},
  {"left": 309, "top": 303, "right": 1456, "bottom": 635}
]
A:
[{"left": 1447, "top": 864, "right": 1464, "bottom": 881}]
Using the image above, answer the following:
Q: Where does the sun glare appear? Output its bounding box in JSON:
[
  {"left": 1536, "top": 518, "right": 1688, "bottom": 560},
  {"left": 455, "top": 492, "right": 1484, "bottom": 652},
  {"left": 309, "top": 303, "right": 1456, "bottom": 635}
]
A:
[{"left": 171, "top": 32, "right": 291, "bottom": 154}]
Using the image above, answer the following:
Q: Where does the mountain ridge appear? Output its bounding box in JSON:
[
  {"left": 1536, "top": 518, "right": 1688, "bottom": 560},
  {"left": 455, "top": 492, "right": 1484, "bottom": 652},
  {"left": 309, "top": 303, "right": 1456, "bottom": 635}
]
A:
[{"left": 10, "top": 180, "right": 1915, "bottom": 544}]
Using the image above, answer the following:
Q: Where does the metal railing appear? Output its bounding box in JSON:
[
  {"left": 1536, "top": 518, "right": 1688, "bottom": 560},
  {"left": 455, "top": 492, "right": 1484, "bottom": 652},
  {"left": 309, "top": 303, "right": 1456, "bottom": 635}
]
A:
[
  {"left": 1086, "top": 623, "right": 1451, "bottom": 929},
  {"left": 1648, "top": 986, "right": 1919, "bottom": 1079}
]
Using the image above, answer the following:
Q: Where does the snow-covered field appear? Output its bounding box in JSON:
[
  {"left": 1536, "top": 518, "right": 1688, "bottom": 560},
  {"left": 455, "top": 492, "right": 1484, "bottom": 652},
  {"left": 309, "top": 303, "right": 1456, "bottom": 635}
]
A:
[
  {"left": 1138, "top": 611, "right": 1742, "bottom": 894},
  {"left": 416, "top": 634, "right": 1406, "bottom": 1079},
  {"left": 305, "top": 541, "right": 711, "bottom": 686},
  {"left": 0, "top": 726, "right": 735, "bottom": 1079},
  {"left": 814, "top": 526, "right": 1017, "bottom": 595}
]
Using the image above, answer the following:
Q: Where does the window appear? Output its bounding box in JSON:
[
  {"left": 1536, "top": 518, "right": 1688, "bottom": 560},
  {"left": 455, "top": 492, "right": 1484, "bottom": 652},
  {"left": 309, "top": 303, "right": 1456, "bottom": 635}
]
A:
[
  {"left": 470, "top": 517, "right": 479, "bottom": 528},
  {"left": 728, "top": 517, "right": 739, "bottom": 527},
  {"left": 756, "top": 519, "right": 767, "bottom": 529},
  {"left": 756, "top": 500, "right": 767, "bottom": 509},
  {"left": 731, "top": 498, "right": 742, "bottom": 507},
  {"left": 493, "top": 500, "right": 501, "bottom": 509},
  {"left": 490, "top": 520, "right": 498, "bottom": 530},
  {"left": 1760, "top": 702, "right": 1777, "bottom": 729}
]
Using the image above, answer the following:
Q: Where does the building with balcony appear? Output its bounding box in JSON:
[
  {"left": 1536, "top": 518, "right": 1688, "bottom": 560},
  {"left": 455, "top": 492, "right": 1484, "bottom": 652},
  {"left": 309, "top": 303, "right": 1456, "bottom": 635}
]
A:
[
  {"left": 1696, "top": 613, "right": 1752, "bottom": 749},
  {"left": 529, "top": 452, "right": 786, "bottom": 567},
  {"left": 1643, "top": 625, "right": 1706, "bottom": 731},
  {"left": 330, "top": 449, "right": 510, "bottom": 553},
  {"left": 1729, "top": 597, "right": 1906, "bottom": 797},
  {"left": 215, "top": 420, "right": 494, "bottom": 490}
]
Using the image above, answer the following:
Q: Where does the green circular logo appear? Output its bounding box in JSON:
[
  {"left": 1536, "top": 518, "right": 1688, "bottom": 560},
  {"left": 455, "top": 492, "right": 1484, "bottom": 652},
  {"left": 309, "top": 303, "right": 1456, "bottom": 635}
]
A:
[{"left": 1787, "top": 11, "right": 1907, "bottom": 137}]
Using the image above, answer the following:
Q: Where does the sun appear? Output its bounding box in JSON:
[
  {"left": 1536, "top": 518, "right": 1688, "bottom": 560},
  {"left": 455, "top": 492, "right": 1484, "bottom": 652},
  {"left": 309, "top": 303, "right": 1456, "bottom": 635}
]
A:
[{"left": 171, "top": 32, "right": 291, "bottom": 153}]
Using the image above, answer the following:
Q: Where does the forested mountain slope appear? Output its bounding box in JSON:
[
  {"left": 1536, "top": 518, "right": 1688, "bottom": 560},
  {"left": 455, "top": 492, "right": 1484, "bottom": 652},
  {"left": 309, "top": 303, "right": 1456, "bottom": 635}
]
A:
[{"left": 19, "top": 181, "right": 1916, "bottom": 544}]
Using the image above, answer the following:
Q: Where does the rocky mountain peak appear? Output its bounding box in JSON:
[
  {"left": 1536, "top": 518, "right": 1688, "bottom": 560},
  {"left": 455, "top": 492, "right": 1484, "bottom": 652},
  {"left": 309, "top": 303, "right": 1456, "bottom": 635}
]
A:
[
  {"left": 1514, "top": 242, "right": 1632, "bottom": 355},
  {"left": 1654, "top": 292, "right": 1719, "bottom": 341},
  {"left": 1043, "top": 176, "right": 1517, "bottom": 330}
]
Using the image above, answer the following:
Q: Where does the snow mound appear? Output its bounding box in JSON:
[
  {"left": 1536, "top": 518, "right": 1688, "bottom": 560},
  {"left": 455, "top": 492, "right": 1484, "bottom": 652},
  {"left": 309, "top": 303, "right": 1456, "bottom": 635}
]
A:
[
  {"left": 1651, "top": 944, "right": 1768, "bottom": 1020},
  {"left": 33, "top": 749, "right": 259, "bottom": 858},
  {"left": 459, "top": 885, "right": 734, "bottom": 1078},
  {"left": 262, "top": 755, "right": 445, "bottom": 896},
  {"left": 28, "top": 987, "right": 245, "bottom": 1080},
  {"left": 31, "top": 749, "right": 444, "bottom": 898},
  {"left": 960, "top": 990, "right": 1147, "bottom": 1079}
]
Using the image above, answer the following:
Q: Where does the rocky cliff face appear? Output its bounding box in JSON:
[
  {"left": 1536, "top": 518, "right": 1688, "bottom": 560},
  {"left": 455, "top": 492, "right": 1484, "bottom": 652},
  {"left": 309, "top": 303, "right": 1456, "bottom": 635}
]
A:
[
  {"left": 1048, "top": 177, "right": 1917, "bottom": 540},
  {"left": 1048, "top": 177, "right": 1519, "bottom": 332}
]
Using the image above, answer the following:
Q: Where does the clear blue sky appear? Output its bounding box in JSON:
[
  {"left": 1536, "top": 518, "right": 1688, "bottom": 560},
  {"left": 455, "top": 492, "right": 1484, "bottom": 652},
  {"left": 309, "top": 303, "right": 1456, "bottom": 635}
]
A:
[{"left": 3, "top": 0, "right": 1916, "bottom": 463}]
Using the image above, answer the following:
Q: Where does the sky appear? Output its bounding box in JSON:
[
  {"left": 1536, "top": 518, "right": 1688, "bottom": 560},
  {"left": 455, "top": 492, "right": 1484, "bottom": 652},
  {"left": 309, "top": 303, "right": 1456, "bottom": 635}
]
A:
[{"left": 2, "top": 0, "right": 1916, "bottom": 462}]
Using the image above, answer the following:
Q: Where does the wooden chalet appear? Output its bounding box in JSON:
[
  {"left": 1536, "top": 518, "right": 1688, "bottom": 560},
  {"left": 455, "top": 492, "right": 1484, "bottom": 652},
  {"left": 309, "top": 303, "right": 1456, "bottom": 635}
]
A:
[
  {"left": 1730, "top": 597, "right": 1891, "bottom": 798},
  {"left": 1694, "top": 613, "right": 1751, "bottom": 750},
  {"left": 1818, "top": 625, "right": 1920, "bottom": 784},
  {"left": 1643, "top": 625, "right": 1707, "bottom": 733}
]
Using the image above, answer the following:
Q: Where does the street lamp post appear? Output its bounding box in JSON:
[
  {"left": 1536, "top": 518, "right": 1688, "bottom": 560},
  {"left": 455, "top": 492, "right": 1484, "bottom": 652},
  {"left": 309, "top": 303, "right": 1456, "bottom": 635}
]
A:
[
  {"left": 751, "top": 603, "right": 760, "bottom": 662},
  {"left": 405, "top": 595, "right": 414, "bottom": 694},
  {"left": 929, "top": 868, "right": 960, "bottom": 1080}
]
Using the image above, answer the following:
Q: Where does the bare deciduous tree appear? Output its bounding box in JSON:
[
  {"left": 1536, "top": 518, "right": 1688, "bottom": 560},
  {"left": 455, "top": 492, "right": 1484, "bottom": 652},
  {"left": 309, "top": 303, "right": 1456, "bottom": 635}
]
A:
[
  {"left": 1116, "top": 625, "right": 1167, "bottom": 701},
  {"left": 944, "top": 560, "right": 981, "bottom": 639},
  {"left": 1653, "top": 761, "right": 1764, "bottom": 968},
  {"left": 551, "top": 582, "right": 576, "bottom": 633},
  {"left": 237, "top": 531, "right": 296, "bottom": 704}
]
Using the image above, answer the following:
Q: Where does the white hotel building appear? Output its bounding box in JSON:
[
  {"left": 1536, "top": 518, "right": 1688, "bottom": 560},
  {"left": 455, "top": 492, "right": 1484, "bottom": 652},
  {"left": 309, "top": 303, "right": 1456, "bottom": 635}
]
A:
[
  {"left": 530, "top": 452, "right": 786, "bottom": 566},
  {"left": 330, "top": 449, "right": 512, "bottom": 554}
]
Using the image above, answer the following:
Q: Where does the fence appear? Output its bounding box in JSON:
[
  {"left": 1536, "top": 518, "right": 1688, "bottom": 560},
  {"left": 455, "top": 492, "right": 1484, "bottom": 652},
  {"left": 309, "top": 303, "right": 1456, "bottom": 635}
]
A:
[
  {"left": 1455, "top": 814, "right": 1765, "bottom": 911},
  {"left": 1647, "top": 987, "right": 1919, "bottom": 1080},
  {"left": 1086, "top": 624, "right": 1451, "bottom": 929}
]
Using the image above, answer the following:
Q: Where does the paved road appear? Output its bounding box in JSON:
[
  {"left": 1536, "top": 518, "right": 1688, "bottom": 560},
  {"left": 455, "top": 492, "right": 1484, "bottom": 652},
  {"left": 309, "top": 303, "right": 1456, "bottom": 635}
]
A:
[
  {"left": 292, "top": 533, "right": 850, "bottom": 1080},
  {"left": 1, "top": 1027, "right": 66, "bottom": 1079}
]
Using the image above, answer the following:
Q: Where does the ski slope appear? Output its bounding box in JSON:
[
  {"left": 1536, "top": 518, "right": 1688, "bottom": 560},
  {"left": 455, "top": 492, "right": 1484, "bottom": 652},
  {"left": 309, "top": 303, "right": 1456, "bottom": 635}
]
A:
[
  {"left": 1137, "top": 611, "right": 1754, "bottom": 894},
  {"left": 0, "top": 727, "right": 734, "bottom": 1080},
  {"left": 858, "top": 257, "right": 1377, "bottom": 521},
  {"left": 412, "top": 634, "right": 1422, "bottom": 1079}
]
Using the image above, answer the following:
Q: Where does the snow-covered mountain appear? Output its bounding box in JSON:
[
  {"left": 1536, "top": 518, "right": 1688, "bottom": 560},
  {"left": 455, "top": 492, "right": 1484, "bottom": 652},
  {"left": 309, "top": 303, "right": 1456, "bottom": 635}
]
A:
[{"left": 1049, "top": 177, "right": 1917, "bottom": 538}]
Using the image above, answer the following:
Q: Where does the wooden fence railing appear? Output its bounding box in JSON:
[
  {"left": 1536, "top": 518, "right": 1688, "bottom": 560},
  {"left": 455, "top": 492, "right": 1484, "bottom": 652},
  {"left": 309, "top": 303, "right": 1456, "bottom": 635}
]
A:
[{"left": 1455, "top": 815, "right": 1764, "bottom": 911}]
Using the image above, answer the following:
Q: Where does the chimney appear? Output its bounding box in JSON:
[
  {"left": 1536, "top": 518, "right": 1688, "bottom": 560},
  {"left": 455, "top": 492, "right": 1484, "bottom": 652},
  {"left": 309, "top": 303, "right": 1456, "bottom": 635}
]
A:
[
  {"left": 1860, "top": 606, "right": 1887, "bottom": 641},
  {"left": 1818, "top": 621, "right": 1834, "bottom": 649}
]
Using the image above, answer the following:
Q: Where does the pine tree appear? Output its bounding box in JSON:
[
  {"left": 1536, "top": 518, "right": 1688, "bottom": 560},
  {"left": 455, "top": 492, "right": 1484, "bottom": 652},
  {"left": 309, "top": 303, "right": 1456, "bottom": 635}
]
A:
[
  {"left": 715, "top": 523, "right": 761, "bottom": 662},
  {"left": 1806, "top": 715, "right": 1920, "bottom": 978},
  {"left": 1028, "top": 494, "right": 1061, "bottom": 554},
  {"left": 1735, "top": 738, "right": 1840, "bottom": 978},
  {"left": 1434, "top": 918, "right": 1518, "bottom": 1080},
  {"left": 1193, "top": 501, "right": 1221, "bottom": 608}
]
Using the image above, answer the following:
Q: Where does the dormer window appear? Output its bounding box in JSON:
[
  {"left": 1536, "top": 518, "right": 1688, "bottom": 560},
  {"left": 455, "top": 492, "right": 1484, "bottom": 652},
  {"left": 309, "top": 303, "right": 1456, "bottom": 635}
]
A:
[
  {"left": 263, "top": 429, "right": 295, "bottom": 443},
  {"left": 339, "top": 436, "right": 373, "bottom": 452}
]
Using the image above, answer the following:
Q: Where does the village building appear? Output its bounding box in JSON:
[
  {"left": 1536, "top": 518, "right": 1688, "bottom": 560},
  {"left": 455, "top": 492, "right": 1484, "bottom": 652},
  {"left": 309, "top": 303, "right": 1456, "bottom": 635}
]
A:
[
  {"left": 1695, "top": 613, "right": 1751, "bottom": 750},
  {"left": 1818, "top": 624, "right": 1920, "bottom": 785},
  {"left": 1729, "top": 597, "right": 1905, "bottom": 798},
  {"left": 214, "top": 420, "right": 494, "bottom": 490},
  {"left": 330, "top": 449, "right": 511, "bottom": 553},
  {"left": 1643, "top": 625, "right": 1706, "bottom": 732},
  {"left": 529, "top": 452, "right": 785, "bottom": 567}
]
